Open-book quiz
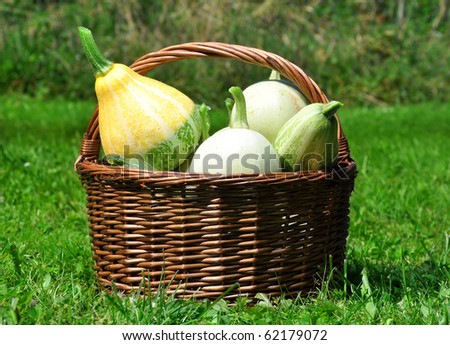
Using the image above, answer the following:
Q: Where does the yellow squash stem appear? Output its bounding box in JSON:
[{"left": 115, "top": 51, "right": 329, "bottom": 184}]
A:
[{"left": 78, "top": 27, "right": 113, "bottom": 77}]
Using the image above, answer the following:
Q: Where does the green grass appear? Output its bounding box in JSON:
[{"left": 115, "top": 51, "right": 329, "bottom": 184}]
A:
[{"left": 0, "top": 95, "right": 449, "bottom": 325}]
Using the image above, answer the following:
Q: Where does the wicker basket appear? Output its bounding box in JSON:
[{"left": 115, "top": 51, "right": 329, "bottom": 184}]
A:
[{"left": 75, "top": 42, "right": 357, "bottom": 300}]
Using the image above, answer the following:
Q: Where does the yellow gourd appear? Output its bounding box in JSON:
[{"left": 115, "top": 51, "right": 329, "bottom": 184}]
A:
[{"left": 78, "top": 27, "right": 208, "bottom": 170}]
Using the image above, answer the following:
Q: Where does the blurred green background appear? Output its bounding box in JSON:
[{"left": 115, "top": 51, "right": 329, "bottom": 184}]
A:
[{"left": 1, "top": 0, "right": 448, "bottom": 107}]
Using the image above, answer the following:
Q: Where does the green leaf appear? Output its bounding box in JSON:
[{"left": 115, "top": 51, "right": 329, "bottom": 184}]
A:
[
  {"left": 361, "top": 267, "right": 372, "bottom": 298},
  {"left": 198, "top": 103, "right": 211, "bottom": 142},
  {"left": 365, "top": 301, "right": 377, "bottom": 320},
  {"left": 255, "top": 293, "right": 272, "bottom": 308},
  {"left": 420, "top": 305, "right": 430, "bottom": 318},
  {"left": 42, "top": 273, "right": 51, "bottom": 290}
]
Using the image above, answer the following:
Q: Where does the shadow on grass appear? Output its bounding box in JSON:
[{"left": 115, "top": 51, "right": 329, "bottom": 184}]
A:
[{"left": 338, "top": 255, "right": 449, "bottom": 303}]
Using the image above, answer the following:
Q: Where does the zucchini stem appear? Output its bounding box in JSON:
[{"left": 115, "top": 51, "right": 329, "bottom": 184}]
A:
[
  {"left": 78, "top": 26, "right": 113, "bottom": 77},
  {"left": 269, "top": 69, "right": 281, "bottom": 80},
  {"left": 228, "top": 86, "right": 249, "bottom": 129},
  {"left": 323, "top": 101, "right": 343, "bottom": 119}
]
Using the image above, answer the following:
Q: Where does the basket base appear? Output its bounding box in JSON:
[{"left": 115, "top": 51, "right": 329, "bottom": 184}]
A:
[
  {"left": 81, "top": 158, "right": 356, "bottom": 301},
  {"left": 93, "top": 253, "right": 346, "bottom": 301}
]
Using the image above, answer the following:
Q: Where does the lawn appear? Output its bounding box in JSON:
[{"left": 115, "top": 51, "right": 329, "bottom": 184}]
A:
[{"left": 0, "top": 95, "right": 449, "bottom": 325}]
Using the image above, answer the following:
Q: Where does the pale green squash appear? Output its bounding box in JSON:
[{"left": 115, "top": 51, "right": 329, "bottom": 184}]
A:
[{"left": 274, "top": 101, "right": 342, "bottom": 171}]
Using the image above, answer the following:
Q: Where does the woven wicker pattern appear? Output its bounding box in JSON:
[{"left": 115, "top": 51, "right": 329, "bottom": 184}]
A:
[{"left": 75, "top": 42, "right": 357, "bottom": 299}]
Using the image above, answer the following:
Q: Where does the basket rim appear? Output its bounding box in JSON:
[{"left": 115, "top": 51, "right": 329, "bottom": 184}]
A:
[
  {"left": 75, "top": 159, "right": 357, "bottom": 183},
  {"left": 75, "top": 41, "right": 354, "bottom": 179},
  {"left": 75, "top": 144, "right": 356, "bottom": 184}
]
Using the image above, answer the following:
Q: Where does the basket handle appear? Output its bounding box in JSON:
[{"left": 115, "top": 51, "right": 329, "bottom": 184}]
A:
[{"left": 78, "top": 41, "right": 343, "bottom": 163}]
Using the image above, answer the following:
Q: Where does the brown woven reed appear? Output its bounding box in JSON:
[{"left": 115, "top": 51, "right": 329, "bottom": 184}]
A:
[{"left": 75, "top": 42, "right": 357, "bottom": 300}]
